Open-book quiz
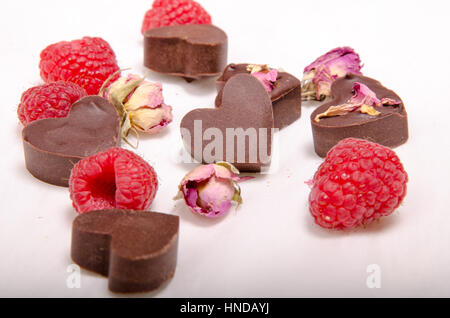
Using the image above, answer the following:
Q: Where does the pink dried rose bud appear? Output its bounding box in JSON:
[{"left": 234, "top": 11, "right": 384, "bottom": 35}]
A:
[
  {"left": 302, "top": 47, "right": 363, "bottom": 101},
  {"left": 315, "top": 82, "right": 401, "bottom": 122},
  {"left": 103, "top": 73, "right": 173, "bottom": 140},
  {"left": 246, "top": 64, "right": 278, "bottom": 92},
  {"left": 176, "top": 162, "right": 251, "bottom": 218}
]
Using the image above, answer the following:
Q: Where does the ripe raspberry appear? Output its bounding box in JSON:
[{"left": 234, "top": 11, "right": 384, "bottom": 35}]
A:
[
  {"left": 39, "top": 37, "right": 120, "bottom": 95},
  {"left": 17, "top": 81, "right": 87, "bottom": 126},
  {"left": 69, "top": 147, "right": 158, "bottom": 214},
  {"left": 309, "top": 138, "right": 408, "bottom": 230},
  {"left": 141, "top": 0, "right": 212, "bottom": 34}
]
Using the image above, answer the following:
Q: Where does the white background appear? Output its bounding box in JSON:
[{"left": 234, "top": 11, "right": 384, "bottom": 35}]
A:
[{"left": 1, "top": 0, "right": 450, "bottom": 298}]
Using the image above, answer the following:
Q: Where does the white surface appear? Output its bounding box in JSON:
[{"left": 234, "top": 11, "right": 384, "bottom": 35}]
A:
[{"left": 1, "top": 0, "right": 450, "bottom": 298}]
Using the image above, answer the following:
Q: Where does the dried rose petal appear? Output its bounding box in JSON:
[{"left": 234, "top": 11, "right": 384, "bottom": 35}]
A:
[
  {"left": 252, "top": 69, "right": 278, "bottom": 92},
  {"left": 314, "top": 103, "right": 361, "bottom": 122},
  {"left": 349, "top": 82, "right": 380, "bottom": 106},
  {"left": 360, "top": 105, "right": 381, "bottom": 116},
  {"left": 247, "top": 64, "right": 270, "bottom": 74},
  {"left": 315, "top": 82, "right": 401, "bottom": 122},
  {"left": 245, "top": 64, "right": 278, "bottom": 92},
  {"left": 302, "top": 47, "right": 363, "bottom": 101},
  {"left": 177, "top": 162, "right": 250, "bottom": 218},
  {"left": 380, "top": 98, "right": 401, "bottom": 106}
]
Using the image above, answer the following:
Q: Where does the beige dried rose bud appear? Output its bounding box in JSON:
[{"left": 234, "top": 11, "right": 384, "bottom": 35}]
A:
[
  {"left": 104, "top": 73, "right": 173, "bottom": 141},
  {"left": 128, "top": 104, "right": 173, "bottom": 134}
]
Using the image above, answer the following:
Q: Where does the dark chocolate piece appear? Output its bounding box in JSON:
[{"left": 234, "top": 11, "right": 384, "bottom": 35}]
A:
[
  {"left": 71, "top": 210, "right": 179, "bottom": 294},
  {"left": 144, "top": 24, "right": 228, "bottom": 81},
  {"left": 215, "top": 63, "right": 302, "bottom": 129},
  {"left": 22, "top": 96, "right": 120, "bottom": 187},
  {"left": 311, "top": 74, "right": 409, "bottom": 157},
  {"left": 181, "top": 74, "right": 274, "bottom": 172}
]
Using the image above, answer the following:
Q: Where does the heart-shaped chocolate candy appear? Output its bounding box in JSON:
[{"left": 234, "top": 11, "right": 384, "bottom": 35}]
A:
[
  {"left": 144, "top": 24, "right": 228, "bottom": 81},
  {"left": 215, "top": 63, "right": 302, "bottom": 130},
  {"left": 311, "top": 74, "right": 409, "bottom": 157},
  {"left": 22, "top": 96, "right": 120, "bottom": 187},
  {"left": 71, "top": 210, "right": 179, "bottom": 294},
  {"left": 181, "top": 74, "right": 274, "bottom": 172}
]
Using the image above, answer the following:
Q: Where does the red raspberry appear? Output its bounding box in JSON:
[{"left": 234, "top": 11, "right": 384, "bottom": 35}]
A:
[
  {"left": 141, "top": 0, "right": 212, "bottom": 34},
  {"left": 17, "top": 81, "right": 87, "bottom": 126},
  {"left": 309, "top": 138, "right": 408, "bottom": 230},
  {"left": 69, "top": 147, "right": 158, "bottom": 214},
  {"left": 39, "top": 37, "right": 120, "bottom": 95}
]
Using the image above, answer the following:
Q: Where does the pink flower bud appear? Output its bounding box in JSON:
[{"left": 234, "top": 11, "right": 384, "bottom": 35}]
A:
[
  {"left": 302, "top": 47, "right": 363, "bottom": 100},
  {"left": 177, "top": 162, "right": 250, "bottom": 218}
]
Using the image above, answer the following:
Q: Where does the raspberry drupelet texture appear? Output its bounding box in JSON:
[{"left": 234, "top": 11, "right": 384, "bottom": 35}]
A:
[
  {"left": 17, "top": 81, "right": 87, "bottom": 126},
  {"left": 309, "top": 138, "right": 408, "bottom": 229},
  {"left": 141, "top": 0, "right": 212, "bottom": 34},
  {"left": 39, "top": 37, "right": 120, "bottom": 95},
  {"left": 69, "top": 148, "right": 158, "bottom": 214}
]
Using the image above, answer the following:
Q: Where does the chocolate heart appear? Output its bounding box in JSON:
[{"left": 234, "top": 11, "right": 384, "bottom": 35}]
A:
[
  {"left": 215, "top": 63, "right": 302, "bottom": 130},
  {"left": 22, "top": 96, "right": 120, "bottom": 187},
  {"left": 71, "top": 210, "right": 179, "bottom": 294},
  {"left": 144, "top": 24, "right": 228, "bottom": 81},
  {"left": 311, "top": 74, "right": 409, "bottom": 157},
  {"left": 181, "top": 74, "right": 274, "bottom": 172}
]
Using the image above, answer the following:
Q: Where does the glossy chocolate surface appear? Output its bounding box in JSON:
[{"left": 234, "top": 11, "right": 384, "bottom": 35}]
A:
[
  {"left": 181, "top": 74, "right": 274, "bottom": 172},
  {"left": 71, "top": 210, "right": 179, "bottom": 294},
  {"left": 144, "top": 24, "right": 228, "bottom": 81},
  {"left": 215, "top": 63, "right": 302, "bottom": 129},
  {"left": 22, "top": 96, "right": 120, "bottom": 187}
]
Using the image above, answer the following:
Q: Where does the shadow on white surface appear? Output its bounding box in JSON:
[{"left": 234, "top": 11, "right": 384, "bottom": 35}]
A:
[
  {"left": 64, "top": 206, "right": 76, "bottom": 227},
  {"left": 107, "top": 276, "right": 173, "bottom": 298},
  {"left": 301, "top": 140, "right": 321, "bottom": 161},
  {"left": 301, "top": 100, "right": 323, "bottom": 109},
  {"left": 172, "top": 200, "right": 230, "bottom": 227},
  {"left": 178, "top": 77, "right": 217, "bottom": 97},
  {"left": 304, "top": 211, "right": 403, "bottom": 238}
]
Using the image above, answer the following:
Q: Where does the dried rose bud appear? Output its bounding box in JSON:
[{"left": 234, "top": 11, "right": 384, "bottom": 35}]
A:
[
  {"left": 315, "top": 82, "right": 401, "bottom": 122},
  {"left": 302, "top": 47, "right": 363, "bottom": 101},
  {"left": 176, "top": 162, "right": 251, "bottom": 218},
  {"left": 122, "top": 80, "right": 173, "bottom": 134},
  {"left": 128, "top": 105, "right": 173, "bottom": 134},
  {"left": 246, "top": 64, "right": 278, "bottom": 92},
  {"left": 103, "top": 73, "right": 173, "bottom": 142}
]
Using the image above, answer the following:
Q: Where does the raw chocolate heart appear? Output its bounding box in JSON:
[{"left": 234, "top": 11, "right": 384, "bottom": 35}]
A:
[
  {"left": 22, "top": 96, "right": 120, "bottom": 187},
  {"left": 311, "top": 74, "right": 409, "bottom": 157},
  {"left": 215, "top": 63, "right": 302, "bottom": 130},
  {"left": 180, "top": 74, "right": 274, "bottom": 172},
  {"left": 71, "top": 210, "right": 179, "bottom": 294},
  {"left": 144, "top": 24, "right": 228, "bottom": 81}
]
